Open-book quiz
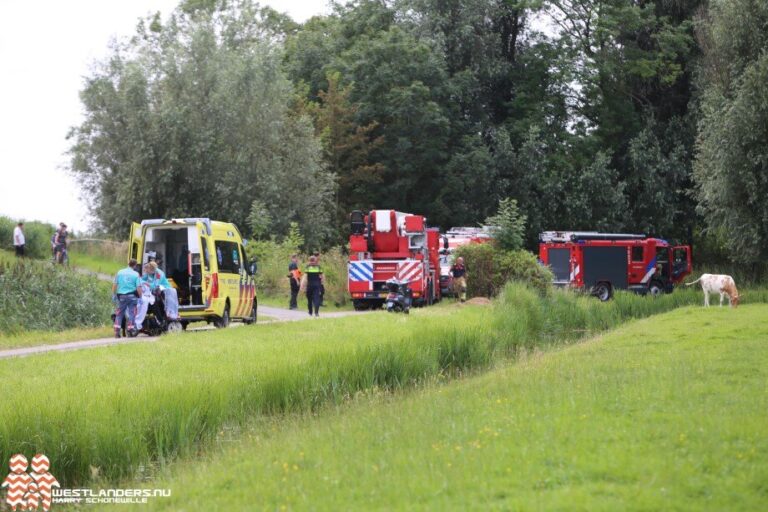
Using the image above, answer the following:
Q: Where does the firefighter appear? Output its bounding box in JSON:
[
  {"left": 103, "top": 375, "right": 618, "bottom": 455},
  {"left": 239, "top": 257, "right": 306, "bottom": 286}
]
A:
[
  {"left": 300, "top": 255, "right": 324, "bottom": 317},
  {"left": 288, "top": 254, "right": 301, "bottom": 310},
  {"left": 451, "top": 256, "right": 467, "bottom": 302}
]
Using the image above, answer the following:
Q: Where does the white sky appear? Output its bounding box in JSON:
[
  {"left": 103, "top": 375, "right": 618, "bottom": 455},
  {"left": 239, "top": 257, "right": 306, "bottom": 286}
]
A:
[{"left": 0, "top": 1, "right": 329, "bottom": 232}]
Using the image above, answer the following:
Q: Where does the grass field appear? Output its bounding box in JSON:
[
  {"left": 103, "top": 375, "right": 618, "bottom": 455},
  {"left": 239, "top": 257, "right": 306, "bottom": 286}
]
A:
[
  {"left": 0, "top": 326, "right": 114, "bottom": 350},
  {"left": 121, "top": 305, "right": 768, "bottom": 511},
  {"left": 258, "top": 293, "right": 355, "bottom": 312},
  {"left": 68, "top": 251, "right": 123, "bottom": 275},
  {"left": 2, "top": 283, "right": 760, "bottom": 487}
]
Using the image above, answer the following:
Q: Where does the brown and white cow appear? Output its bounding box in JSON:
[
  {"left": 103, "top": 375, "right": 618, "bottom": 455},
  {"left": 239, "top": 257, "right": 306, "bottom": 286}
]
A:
[{"left": 685, "top": 274, "right": 740, "bottom": 307}]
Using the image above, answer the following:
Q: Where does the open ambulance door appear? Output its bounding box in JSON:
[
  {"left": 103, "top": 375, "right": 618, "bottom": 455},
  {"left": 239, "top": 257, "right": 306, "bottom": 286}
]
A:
[{"left": 129, "top": 222, "right": 143, "bottom": 266}]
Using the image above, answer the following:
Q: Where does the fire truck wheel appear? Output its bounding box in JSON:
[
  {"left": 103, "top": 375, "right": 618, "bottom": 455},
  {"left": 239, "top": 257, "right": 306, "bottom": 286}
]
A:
[
  {"left": 593, "top": 282, "right": 612, "bottom": 302},
  {"left": 353, "top": 300, "right": 369, "bottom": 311},
  {"left": 648, "top": 281, "right": 664, "bottom": 297}
]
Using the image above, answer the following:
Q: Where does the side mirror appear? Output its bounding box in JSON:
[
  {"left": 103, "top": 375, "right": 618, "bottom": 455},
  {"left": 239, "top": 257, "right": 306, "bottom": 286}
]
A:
[{"left": 248, "top": 261, "right": 257, "bottom": 275}]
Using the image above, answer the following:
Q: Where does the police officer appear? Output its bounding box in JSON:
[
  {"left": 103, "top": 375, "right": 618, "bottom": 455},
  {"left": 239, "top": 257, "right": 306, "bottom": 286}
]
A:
[
  {"left": 301, "top": 255, "right": 324, "bottom": 317},
  {"left": 450, "top": 256, "right": 468, "bottom": 302},
  {"left": 112, "top": 258, "right": 142, "bottom": 338}
]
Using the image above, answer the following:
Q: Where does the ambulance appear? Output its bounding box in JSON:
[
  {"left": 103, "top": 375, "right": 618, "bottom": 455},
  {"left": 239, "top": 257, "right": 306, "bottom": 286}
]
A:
[{"left": 128, "top": 218, "right": 256, "bottom": 328}]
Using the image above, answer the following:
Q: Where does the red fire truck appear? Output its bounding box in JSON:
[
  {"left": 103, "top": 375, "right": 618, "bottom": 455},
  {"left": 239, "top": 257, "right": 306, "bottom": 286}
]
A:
[
  {"left": 348, "top": 210, "right": 441, "bottom": 310},
  {"left": 538, "top": 231, "right": 692, "bottom": 301}
]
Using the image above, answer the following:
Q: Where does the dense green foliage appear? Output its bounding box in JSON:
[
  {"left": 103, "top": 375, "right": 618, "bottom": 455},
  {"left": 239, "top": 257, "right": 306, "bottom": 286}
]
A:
[
  {"left": 694, "top": 0, "right": 768, "bottom": 265},
  {"left": 0, "top": 217, "right": 55, "bottom": 260},
  {"left": 136, "top": 304, "right": 768, "bottom": 511},
  {"left": 484, "top": 197, "right": 527, "bottom": 251},
  {"left": 0, "top": 252, "right": 112, "bottom": 333},
  {"left": 68, "top": 0, "right": 768, "bottom": 274},
  {"left": 4, "top": 282, "right": 764, "bottom": 485},
  {"left": 455, "top": 243, "right": 553, "bottom": 297},
  {"left": 68, "top": 2, "right": 335, "bottom": 248}
]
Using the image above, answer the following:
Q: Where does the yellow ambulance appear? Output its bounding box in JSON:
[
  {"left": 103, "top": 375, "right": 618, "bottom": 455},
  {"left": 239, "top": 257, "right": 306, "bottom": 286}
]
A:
[{"left": 128, "top": 218, "right": 256, "bottom": 328}]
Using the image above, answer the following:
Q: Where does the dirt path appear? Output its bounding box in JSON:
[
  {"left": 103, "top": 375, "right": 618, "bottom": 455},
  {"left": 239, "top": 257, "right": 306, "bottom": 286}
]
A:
[{"left": 0, "top": 305, "right": 369, "bottom": 360}]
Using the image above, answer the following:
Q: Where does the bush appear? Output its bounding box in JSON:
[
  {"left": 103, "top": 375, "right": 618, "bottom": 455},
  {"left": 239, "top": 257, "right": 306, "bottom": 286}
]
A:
[
  {"left": 455, "top": 243, "right": 553, "bottom": 297},
  {"left": 246, "top": 240, "right": 349, "bottom": 306},
  {"left": 0, "top": 258, "right": 112, "bottom": 333},
  {"left": 0, "top": 216, "right": 56, "bottom": 260}
]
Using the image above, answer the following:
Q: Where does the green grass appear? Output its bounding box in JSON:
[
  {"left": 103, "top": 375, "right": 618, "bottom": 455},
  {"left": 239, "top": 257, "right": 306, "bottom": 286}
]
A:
[
  {"left": 4, "top": 282, "right": 760, "bottom": 487},
  {"left": 258, "top": 293, "right": 355, "bottom": 311},
  {"left": 0, "top": 326, "right": 114, "bottom": 350},
  {"left": 68, "top": 251, "right": 123, "bottom": 275},
  {"left": 0, "top": 251, "right": 112, "bottom": 333},
  {"left": 122, "top": 305, "right": 768, "bottom": 511}
]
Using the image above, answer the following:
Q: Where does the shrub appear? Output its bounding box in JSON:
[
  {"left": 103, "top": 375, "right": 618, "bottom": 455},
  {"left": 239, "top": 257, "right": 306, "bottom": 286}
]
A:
[
  {"left": 0, "top": 216, "right": 56, "bottom": 260},
  {"left": 0, "top": 258, "right": 112, "bottom": 333},
  {"left": 246, "top": 240, "right": 349, "bottom": 306},
  {"left": 455, "top": 243, "right": 553, "bottom": 297},
  {"left": 484, "top": 197, "right": 527, "bottom": 251}
]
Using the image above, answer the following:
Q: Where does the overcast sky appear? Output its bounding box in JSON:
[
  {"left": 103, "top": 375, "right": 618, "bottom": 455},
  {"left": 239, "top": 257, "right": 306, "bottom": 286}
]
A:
[{"left": 0, "top": 1, "right": 329, "bottom": 232}]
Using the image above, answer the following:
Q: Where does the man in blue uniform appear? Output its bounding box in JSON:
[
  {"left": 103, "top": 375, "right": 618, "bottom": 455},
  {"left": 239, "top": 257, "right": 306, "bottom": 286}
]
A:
[
  {"left": 301, "top": 255, "right": 324, "bottom": 317},
  {"left": 113, "top": 259, "right": 142, "bottom": 338}
]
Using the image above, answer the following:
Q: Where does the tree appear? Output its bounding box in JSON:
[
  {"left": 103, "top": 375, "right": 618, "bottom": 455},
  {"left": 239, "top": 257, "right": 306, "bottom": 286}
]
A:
[
  {"left": 485, "top": 197, "right": 527, "bottom": 251},
  {"left": 313, "top": 72, "right": 385, "bottom": 226},
  {"left": 694, "top": 0, "right": 768, "bottom": 263},
  {"left": 68, "top": 0, "right": 336, "bottom": 247}
]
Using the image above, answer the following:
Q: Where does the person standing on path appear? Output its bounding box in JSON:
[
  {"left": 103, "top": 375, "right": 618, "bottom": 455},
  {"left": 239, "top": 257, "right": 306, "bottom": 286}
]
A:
[
  {"left": 12, "top": 222, "right": 25, "bottom": 257},
  {"left": 313, "top": 252, "right": 325, "bottom": 307},
  {"left": 53, "top": 223, "right": 68, "bottom": 264},
  {"left": 450, "top": 256, "right": 468, "bottom": 302},
  {"left": 112, "top": 258, "right": 142, "bottom": 338},
  {"left": 288, "top": 254, "right": 301, "bottom": 310},
  {"left": 300, "top": 255, "right": 324, "bottom": 317}
]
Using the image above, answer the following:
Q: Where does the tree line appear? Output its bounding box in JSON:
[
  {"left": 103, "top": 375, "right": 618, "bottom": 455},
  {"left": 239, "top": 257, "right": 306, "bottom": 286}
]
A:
[{"left": 68, "top": 0, "right": 768, "bottom": 271}]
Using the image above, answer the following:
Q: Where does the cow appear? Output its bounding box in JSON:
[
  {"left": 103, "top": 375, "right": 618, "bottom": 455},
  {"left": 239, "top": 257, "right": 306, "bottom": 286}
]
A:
[{"left": 685, "top": 274, "right": 740, "bottom": 307}]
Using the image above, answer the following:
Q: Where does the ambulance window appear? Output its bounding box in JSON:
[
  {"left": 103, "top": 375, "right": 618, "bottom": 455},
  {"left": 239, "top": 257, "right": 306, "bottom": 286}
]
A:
[
  {"left": 215, "top": 241, "right": 240, "bottom": 274},
  {"left": 131, "top": 242, "right": 138, "bottom": 261},
  {"left": 200, "top": 237, "right": 210, "bottom": 272},
  {"left": 631, "top": 246, "right": 644, "bottom": 262}
]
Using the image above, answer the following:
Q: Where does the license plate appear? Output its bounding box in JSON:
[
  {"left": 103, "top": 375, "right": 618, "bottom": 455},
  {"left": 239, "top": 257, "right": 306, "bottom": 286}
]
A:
[{"left": 380, "top": 293, "right": 389, "bottom": 298}]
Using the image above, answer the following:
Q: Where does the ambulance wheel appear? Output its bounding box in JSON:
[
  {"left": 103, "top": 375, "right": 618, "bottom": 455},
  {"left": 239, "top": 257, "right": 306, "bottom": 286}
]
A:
[
  {"left": 215, "top": 304, "right": 230, "bottom": 328},
  {"left": 593, "top": 282, "right": 612, "bottom": 302},
  {"left": 244, "top": 303, "right": 257, "bottom": 325},
  {"left": 648, "top": 281, "right": 664, "bottom": 297},
  {"left": 167, "top": 321, "right": 183, "bottom": 334}
]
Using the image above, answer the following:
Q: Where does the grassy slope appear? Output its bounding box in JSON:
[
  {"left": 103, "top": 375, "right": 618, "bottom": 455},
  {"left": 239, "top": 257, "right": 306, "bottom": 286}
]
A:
[
  {"left": 0, "top": 306, "right": 494, "bottom": 484},
  {"left": 68, "top": 252, "right": 123, "bottom": 275},
  {"left": 132, "top": 306, "right": 768, "bottom": 511}
]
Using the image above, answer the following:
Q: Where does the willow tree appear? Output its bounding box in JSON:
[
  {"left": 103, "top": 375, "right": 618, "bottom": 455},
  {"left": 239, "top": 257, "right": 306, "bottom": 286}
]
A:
[{"left": 68, "top": 1, "right": 336, "bottom": 248}]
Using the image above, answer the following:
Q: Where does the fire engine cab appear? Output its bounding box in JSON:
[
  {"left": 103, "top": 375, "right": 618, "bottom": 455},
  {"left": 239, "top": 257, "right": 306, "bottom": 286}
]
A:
[
  {"left": 348, "top": 210, "right": 441, "bottom": 310},
  {"left": 538, "top": 231, "right": 692, "bottom": 301}
]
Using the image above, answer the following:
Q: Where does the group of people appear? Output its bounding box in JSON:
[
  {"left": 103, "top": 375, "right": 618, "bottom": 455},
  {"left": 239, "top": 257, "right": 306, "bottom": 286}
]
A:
[
  {"left": 112, "top": 258, "right": 180, "bottom": 337},
  {"left": 10, "top": 221, "right": 68, "bottom": 263},
  {"left": 288, "top": 253, "right": 325, "bottom": 317}
]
